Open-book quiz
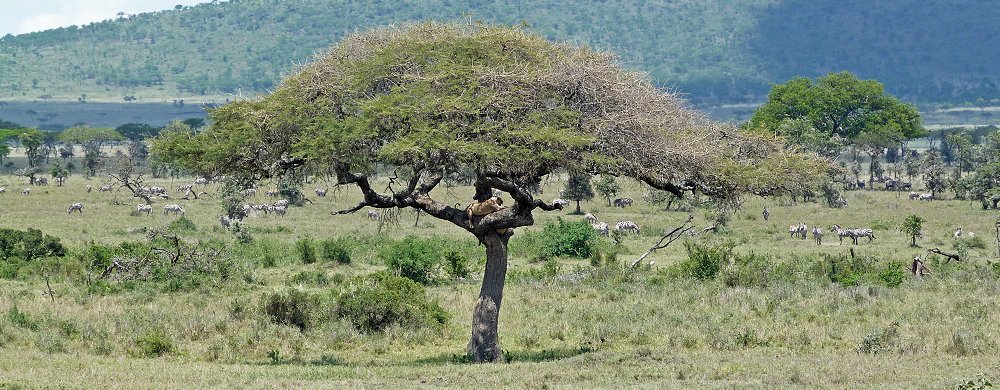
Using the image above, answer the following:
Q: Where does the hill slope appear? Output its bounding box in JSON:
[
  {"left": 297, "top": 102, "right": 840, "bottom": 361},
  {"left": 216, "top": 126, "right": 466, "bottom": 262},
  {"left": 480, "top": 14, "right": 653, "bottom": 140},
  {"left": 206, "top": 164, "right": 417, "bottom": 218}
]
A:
[{"left": 0, "top": 0, "right": 998, "bottom": 105}]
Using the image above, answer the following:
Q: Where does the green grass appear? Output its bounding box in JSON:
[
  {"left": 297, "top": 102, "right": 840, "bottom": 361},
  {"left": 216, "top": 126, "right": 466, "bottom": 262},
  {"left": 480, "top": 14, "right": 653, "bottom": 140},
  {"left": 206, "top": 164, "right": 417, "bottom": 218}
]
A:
[{"left": 1, "top": 170, "right": 1000, "bottom": 387}]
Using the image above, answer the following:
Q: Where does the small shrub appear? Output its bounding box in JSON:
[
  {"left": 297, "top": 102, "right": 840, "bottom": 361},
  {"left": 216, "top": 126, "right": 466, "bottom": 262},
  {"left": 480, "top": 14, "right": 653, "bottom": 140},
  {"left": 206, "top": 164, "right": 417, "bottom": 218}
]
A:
[
  {"left": 336, "top": 271, "right": 448, "bottom": 333},
  {"left": 538, "top": 218, "right": 597, "bottom": 258},
  {"left": 0, "top": 228, "right": 66, "bottom": 261},
  {"left": 295, "top": 238, "right": 317, "bottom": 264},
  {"left": 956, "top": 373, "right": 993, "bottom": 390},
  {"left": 262, "top": 289, "right": 322, "bottom": 331},
  {"left": 167, "top": 216, "right": 197, "bottom": 232},
  {"left": 6, "top": 306, "right": 37, "bottom": 330},
  {"left": 444, "top": 250, "right": 470, "bottom": 279},
  {"left": 720, "top": 252, "right": 773, "bottom": 288},
  {"left": 134, "top": 329, "right": 175, "bottom": 357},
  {"left": 674, "top": 242, "right": 732, "bottom": 280},
  {"left": 856, "top": 323, "right": 899, "bottom": 355},
  {"left": 320, "top": 238, "right": 351, "bottom": 264},
  {"left": 877, "top": 264, "right": 906, "bottom": 288},
  {"left": 380, "top": 236, "right": 445, "bottom": 285}
]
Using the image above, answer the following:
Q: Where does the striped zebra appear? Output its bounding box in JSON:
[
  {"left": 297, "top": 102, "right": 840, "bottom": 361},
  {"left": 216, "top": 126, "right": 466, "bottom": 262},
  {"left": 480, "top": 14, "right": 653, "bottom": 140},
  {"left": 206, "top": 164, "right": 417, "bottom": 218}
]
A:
[
  {"left": 851, "top": 228, "right": 875, "bottom": 244},
  {"left": 584, "top": 212, "right": 599, "bottom": 224},
  {"left": 592, "top": 222, "right": 609, "bottom": 236},
  {"left": 136, "top": 204, "right": 153, "bottom": 216},
  {"left": 830, "top": 224, "right": 853, "bottom": 245},
  {"left": 788, "top": 222, "right": 807, "bottom": 239},
  {"left": 613, "top": 197, "right": 634, "bottom": 208},
  {"left": 67, "top": 203, "right": 84, "bottom": 214},
  {"left": 811, "top": 227, "right": 823, "bottom": 245},
  {"left": 616, "top": 220, "right": 640, "bottom": 234}
]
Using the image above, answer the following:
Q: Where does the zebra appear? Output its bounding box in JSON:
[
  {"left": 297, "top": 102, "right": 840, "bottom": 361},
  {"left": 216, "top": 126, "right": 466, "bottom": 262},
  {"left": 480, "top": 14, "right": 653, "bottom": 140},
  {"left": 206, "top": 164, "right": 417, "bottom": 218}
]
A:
[
  {"left": 98, "top": 184, "right": 113, "bottom": 192},
  {"left": 67, "top": 203, "right": 84, "bottom": 214},
  {"left": 762, "top": 207, "right": 769, "bottom": 221},
  {"left": 243, "top": 188, "right": 257, "bottom": 197},
  {"left": 177, "top": 184, "right": 193, "bottom": 193},
  {"left": 219, "top": 215, "right": 233, "bottom": 228},
  {"left": 616, "top": 220, "right": 640, "bottom": 234},
  {"left": 953, "top": 227, "right": 963, "bottom": 239},
  {"left": 315, "top": 188, "right": 327, "bottom": 197},
  {"left": 552, "top": 198, "right": 569, "bottom": 207},
  {"left": 149, "top": 186, "right": 167, "bottom": 195},
  {"left": 194, "top": 178, "right": 209, "bottom": 185},
  {"left": 789, "top": 222, "right": 807, "bottom": 239},
  {"left": 163, "top": 204, "right": 185, "bottom": 216},
  {"left": 136, "top": 204, "right": 152, "bottom": 216},
  {"left": 918, "top": 193, "right": 933, "bottom": 201},
  {"left": 812, "top": 227, "right": 823, "bottom": 245},
  {"left": 851, "top": 228, "right": 875, "bottom": 244},
  {"left": 367, "top": 210, "right": 379, "bottom": 220},
  {"left": 613, "top": 197, "right": 634, "bottom": 208},
  {"left": 0, "top": 187, "right": 5, "bottom": 194},
  {"left": 592, "top": 222, "right": 609, "bottom": 236},
  {"left": 273, "top": 199, "right": 290, "bottom": 208},
  {"left": 830, "top": 224, "right": 853, "bottom": 245},
  {"left": 36, "top": 177, "right": 48, "bottom": 186},
  {"left": 270, "top": 205, "right": 287, "bottom": 217},
  {"left": 21, "top": 188, "right": 30, "bottom": 195},
  {"left": 86, "top": 184, "right": 92, "bottom": 193},
  {"left": 584, "top": 212, "right": 599, "bottom": 224},
  {"left": 265, "top": 190, "right": 280, "bottom": 197}
]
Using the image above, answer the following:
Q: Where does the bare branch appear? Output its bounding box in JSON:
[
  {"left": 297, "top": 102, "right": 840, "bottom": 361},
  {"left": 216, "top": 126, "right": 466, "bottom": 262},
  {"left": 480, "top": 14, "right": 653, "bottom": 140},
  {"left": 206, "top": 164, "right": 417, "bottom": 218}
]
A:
[{"left": 631, "top": 215, "right": 695, "bottom": 267}]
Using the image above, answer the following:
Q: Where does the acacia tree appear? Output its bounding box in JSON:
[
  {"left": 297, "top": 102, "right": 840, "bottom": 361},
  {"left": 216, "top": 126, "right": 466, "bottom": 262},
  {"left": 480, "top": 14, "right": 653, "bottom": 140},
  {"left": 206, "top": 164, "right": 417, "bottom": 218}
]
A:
[
  {"left": 152, "top": 23, "right": 825, "bottom": 362},
  {"left": 59, "top": 126, "right": 126, "bottom": 177},
  {"left": 563, "top": 173, "right": 594, "bottom": 214},
  {"left": 593, "top": 175, "right": 622, "bottom": 206}
]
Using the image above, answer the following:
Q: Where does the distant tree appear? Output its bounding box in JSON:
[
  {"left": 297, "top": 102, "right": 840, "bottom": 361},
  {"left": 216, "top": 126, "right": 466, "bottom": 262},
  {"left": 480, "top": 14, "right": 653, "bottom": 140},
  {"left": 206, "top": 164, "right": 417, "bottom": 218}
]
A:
[
  {"left": 0, "top": 144, "right": 9, "bottom": 164},
  {"left": 945, "top": 132, "right": 974, "bottom": 178},
  {"left": 900, "top": 214, "right": 925, "bottom": 247},
  {"left": 593, "top": 175, "right": 622, "bottom": 206},
  {"left": 0, "top": 119, "right": 23, "bottom": 129},
  {"left": 18, "top": 129, "right": 45, "bottom": 167},
  {"left": 922, "top": 148, "right": 948, "bottom": 198},
  {"left": 967, "top": 162, "right": 1000, "bottom": 209},
  {"left": 60, "top": 127, "right": 124, "bottom": 177},
  {"left": 49, "top": 162, "right": 69, "bottom": 186},
  {"left": 181, "top": 117, "right": 205, "bottom": 129},
  {"left": 116, "top": 123, "right": 159, "bottom": 140},
  {"left": 563, "top": 173, "right": 595, "bottom": 214}
]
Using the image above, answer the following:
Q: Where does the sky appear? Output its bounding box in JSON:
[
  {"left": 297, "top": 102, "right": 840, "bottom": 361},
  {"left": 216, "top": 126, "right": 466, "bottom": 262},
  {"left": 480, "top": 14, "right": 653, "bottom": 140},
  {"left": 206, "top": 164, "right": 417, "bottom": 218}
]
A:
[{"left": 0, "top": 0, "right": 208, "bottom": 36}]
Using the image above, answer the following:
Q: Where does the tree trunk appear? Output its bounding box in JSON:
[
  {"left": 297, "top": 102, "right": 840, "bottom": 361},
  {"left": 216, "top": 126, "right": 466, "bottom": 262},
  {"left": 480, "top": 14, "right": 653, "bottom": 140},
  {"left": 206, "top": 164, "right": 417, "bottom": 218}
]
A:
[
  {"left": 574, "top": 200, "right": 582, "bottom": 215},
  {"left": 468, "top": 231, "right": 510, "bottom": 363}
]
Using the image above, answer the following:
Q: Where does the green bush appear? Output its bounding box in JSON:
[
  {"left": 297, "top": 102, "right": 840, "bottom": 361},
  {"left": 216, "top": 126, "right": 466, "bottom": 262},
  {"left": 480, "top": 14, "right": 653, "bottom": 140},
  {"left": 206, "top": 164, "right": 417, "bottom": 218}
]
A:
[
  {"left": 0, "top": 228, "right": 66, "bottom": 261},
  {"left": 134, "top": 329, "right": 175, "bottom": 357},
  {"left": 336, "top": 271, "right": 448, "bottom": 333},
  {"left": 444, "top": 250, "right": 470, "bottom": 279},
  {"left": 674, "top": 242, "right": 732, "bottom": 280},
  {"left": 538, "top": 218, "right": 597, "bottom": 258},
  {"left": 296, "top": 238, "right": 317, "bottom": 264},
  {"left": 167, "top": 216, "right": 197, "bottom": 232},
  {"left": 262, "top": 289, "right": 322, "bottom": 331},
  {"left": 720, "top": 251, "right": 774, "bottom": 288},
  {"left": 380, "top": 236, "right": 445, "bottom": 284},
  {"left": 320, "top": 238, "right": 351, "bottom": 264}
]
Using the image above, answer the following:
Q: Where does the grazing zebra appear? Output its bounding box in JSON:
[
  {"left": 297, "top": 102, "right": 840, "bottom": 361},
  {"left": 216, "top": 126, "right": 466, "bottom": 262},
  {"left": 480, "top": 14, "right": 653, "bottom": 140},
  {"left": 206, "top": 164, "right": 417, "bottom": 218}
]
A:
[
  {"left": 271, "top": 205, "right": 287, "bottom": 217},
  {"left": 953, "top": 227, "right": 963, "bottom": 239},
  {"left": 0, "top": 187, "right": 5, "bottom": 194},
  {"left": 812, "top": 227, "right": 823, "bottom": 245},
  {"left": 177, "top": 184, "right": 193, "bottom": 192},
  {"left": 592, "top": 222, "right": 609, "bottom": 236},
  {"left": 86, "top": 184, "right": 92, "bottom": 193},
  {"left": 367, "top": 210, "right": 379, "bottom": 220},
  {"left": 194, "top": 178, "right": 209, "bottom": 185},
  {"left": 552, "top": 198, "right": 569, "bottom": 207},
  {"left": 220, "top": 215, "right": 232, "bottom": 228},
  {"left": 98, "top": 184, "right": 113, "bottom": 192},
  {"left": 163, "top": 204, "right": 185, "bottom": 216},
  {"left": 831, "top": 224, "right": 853, "bottom": 245},
  {"left": 136, "top": 204, "right": 153, "bottom": 216},
  {"left": 149, "top": 186, "right": 167, "bottom": 195},
  {"left": 36, "top": 177, "right": 48, "bottom": 186},
  {"left": 274, "top": 199, "right": 290, "bottom": 208},
  {"left": 315, "top": 188, "right": 327, "bottom": 197},
  {"left": 851, "top": 228, "right": 875, "bottom": 244},
  {"left": 918, "top": 193, "right": 933, "bottom": 201},
  {"left": 584, "top": 212, "right": 599, "bottom": 224},
  {"left": 253, "top": 204, "right": 270, "bottom": 215},
  {"left": 762, "top": 207, "right": 769, "bottom": 221},
  {"left": 788, "top": 222, "right": 807, "bottom": 239},
  {"left": 21, "top": 188, "right": 30, "bottom": 195},
  {"left": 613, "top": 197, "right": 634, "bottom": 208},
  {"left": 67, "top": 203, "right": 84, "bottom": 214},
  {"left": 616, "top": 220, "right": 640, "bottom": 234}
]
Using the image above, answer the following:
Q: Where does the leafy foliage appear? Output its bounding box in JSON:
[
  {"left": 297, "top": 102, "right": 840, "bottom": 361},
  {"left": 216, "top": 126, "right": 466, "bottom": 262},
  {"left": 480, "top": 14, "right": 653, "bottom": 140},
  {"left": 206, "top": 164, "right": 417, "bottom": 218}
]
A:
[
  {"left": 899, "top": 214, "right": 925, "bottom": 247},
  {"left": 380, "top": 236, "right": 445, "bottom": 285},
  {"left": 335, "top": 271, "right": 449, "bottom": 333},
  {"left": 262, "top": 289, "right": 322, "bottom": 331},
  {"left": 537, "top": 218, "right": 597, "bottom": 259}
]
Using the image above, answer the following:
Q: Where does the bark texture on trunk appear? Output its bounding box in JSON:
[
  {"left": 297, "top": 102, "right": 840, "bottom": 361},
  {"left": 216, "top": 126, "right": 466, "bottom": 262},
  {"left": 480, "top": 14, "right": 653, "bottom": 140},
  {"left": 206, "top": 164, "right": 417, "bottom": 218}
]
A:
[{"left": 468, "top": 231, "right": 510, "bottom": 363}]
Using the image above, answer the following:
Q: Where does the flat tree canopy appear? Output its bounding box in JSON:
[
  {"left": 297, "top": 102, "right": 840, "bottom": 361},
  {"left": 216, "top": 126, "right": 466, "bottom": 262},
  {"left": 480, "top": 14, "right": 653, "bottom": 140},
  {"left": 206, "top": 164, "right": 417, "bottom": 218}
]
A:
[{"left": 153, "top": 22, "right": 826, "bottom": 362}]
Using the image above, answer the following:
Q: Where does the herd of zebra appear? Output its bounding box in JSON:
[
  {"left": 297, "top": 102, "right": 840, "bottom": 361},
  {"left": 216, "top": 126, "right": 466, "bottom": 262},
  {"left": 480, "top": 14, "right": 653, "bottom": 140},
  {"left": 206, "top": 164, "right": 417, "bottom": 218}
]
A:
[{"left": 787, "top": 222, "right": 876, "bottom": 245}]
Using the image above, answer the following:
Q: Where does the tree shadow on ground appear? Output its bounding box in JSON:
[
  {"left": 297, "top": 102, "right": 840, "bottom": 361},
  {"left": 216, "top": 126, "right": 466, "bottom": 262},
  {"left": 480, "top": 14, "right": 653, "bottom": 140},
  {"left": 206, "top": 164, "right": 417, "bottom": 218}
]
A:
[{"left": 410, "top": 345, "right": 595, "bottom": 366}]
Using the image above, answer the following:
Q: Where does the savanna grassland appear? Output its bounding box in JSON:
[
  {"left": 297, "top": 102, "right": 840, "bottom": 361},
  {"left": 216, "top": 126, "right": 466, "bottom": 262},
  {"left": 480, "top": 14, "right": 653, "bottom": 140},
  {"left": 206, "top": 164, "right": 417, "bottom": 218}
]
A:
[{"left": 1, "top": 159, "right": 999, "bottom": 388}]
